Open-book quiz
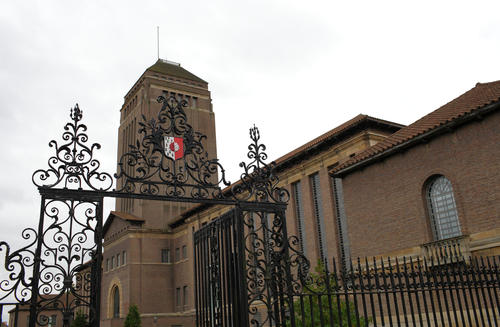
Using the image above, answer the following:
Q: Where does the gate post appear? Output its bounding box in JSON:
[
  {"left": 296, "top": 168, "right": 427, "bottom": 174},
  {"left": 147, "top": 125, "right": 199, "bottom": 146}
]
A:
[
  {"left": 235, "top": 205, "right": 250, "bottom": 327},
  {"left": 89, "top": 198, "right": 104, "bottom": 327},
  {"left": 28, "top": 195, "right": 46, "bottom": 327}
]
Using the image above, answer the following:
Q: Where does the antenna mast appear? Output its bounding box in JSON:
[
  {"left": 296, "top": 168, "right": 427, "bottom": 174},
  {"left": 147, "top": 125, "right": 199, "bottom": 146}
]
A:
[{"left": 157, "top": 26, "right": 160, "bottom": 59}]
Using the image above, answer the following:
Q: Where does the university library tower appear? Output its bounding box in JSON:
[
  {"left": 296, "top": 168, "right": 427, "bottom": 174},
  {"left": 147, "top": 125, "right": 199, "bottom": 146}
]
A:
[{"left": 103, "top": 59, "right": 217, "bottom": 327}]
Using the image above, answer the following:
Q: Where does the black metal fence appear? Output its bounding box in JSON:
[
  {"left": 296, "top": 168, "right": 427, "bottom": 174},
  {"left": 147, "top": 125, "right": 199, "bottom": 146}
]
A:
[{"left": 282, "top": 255, "right": 499, "bottom": 327}]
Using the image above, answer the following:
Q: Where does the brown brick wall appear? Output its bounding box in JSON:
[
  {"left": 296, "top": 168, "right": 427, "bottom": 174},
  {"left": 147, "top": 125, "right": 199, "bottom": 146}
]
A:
[{"left": 340, "top": 111, "right": 500, "bottom": 258}]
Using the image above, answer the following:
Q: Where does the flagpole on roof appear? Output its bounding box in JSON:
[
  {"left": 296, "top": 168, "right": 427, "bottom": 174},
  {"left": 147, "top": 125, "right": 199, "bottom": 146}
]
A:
[{"left": 157, "top": 26, "right": 160, "bottom": 60}]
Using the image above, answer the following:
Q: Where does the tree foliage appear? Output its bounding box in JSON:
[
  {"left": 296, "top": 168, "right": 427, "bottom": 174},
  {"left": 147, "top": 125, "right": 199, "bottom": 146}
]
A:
[
  {"left": 287, "top": 261, "right": 370, "bottom": 327},
  {"left": 124, "top": 304, "right": 141, "bottom": 327}
]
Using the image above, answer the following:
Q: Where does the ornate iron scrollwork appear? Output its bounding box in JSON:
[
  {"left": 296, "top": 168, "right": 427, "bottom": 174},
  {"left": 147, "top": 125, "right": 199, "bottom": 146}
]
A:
[
  {"left": 32, "top": 198, "right": 101, "bottom": 326},
  {"left": 32, "top": 104, "right": 113, "bottom": 191},
  {"left": 232, "top": 126, "right": 289, "bottom": 203},
  {"left": 0, "top": 229, "right": 37, "bottom": 303},
  {"left": 115, "top": 94, "right": 230, "bottom": 199}
]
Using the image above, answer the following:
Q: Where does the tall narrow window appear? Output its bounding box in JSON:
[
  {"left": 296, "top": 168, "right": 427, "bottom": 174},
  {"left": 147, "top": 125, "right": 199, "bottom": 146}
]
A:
[
  {"left": 426, "top": 175, "right": 461, "bottom": 240},
  {"left": 176, "top": 287, "right": 181, "bottom": 306},
  {"left": 182, "top": 245, "right": 187, "bottom": 259},
  {"left": 292, "top": 181, "right": 307, "bottom": 256},
  {"left": 175, "top": 248, "right": 180, "bottom": 261},
  {"left": 310, "top": 173, "right": 328, "bottom": 265},
  {"left": 183, "top": 285, "right": 188, "bottom": 306},
  {"left": 332, "top": 177, "right": 351, "bottom": 268},
  {"left": 122, "top": 251, "right": 126, "bottom": 265},
  {"left": 113, "top": 286, "right": 120, "bottom": 318},
  {"left": 117, "top": 254, "right": 121, "bottom": 267}
]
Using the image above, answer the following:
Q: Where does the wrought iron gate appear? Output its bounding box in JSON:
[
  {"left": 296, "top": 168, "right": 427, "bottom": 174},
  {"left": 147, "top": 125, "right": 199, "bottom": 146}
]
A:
[
  {"left": 194, "top": 208, "right": 247, "bottom": 327},
  {"left": 0, "top": 95, "right": 294, "bottom": 327},
  {"left": 194, "top": 202, "right": 302, "bottom": 327}
]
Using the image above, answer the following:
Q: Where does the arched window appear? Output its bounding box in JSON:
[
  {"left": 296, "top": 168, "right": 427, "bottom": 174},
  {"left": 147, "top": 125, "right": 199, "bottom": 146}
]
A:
[
  {"left": 113, "top": 286, "right": 120, "bottom": 318},
  {"left": 426, "top": 175, "right": 461, "bottom": 240}
]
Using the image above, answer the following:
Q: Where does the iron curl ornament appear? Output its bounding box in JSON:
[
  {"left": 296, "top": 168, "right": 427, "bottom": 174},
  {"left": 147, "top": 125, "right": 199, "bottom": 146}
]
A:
[
  {"left": 32, "top": 104, "right": 113, "bottom": 191},
  {"left": 0, "top": 228, "right": 37, "bottom": 303},
  {"left": 231, "top": 126, "right": 290, "bottom": 203},
  {"left": 115, "top": 94, "right": 230, "bottom": 199}
]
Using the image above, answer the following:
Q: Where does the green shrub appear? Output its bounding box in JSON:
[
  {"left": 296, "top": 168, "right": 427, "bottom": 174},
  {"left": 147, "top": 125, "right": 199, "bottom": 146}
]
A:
[
  {"left": 287, "top": 261, "right": 370, "bottom": 327},
  {"left": 124, "top": 304, "right": 141, "bottom": 327}
]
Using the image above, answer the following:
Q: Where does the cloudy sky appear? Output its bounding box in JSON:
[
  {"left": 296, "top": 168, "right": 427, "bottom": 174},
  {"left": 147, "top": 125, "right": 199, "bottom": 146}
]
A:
[{"left": 1, "top": 0, "right": 500, "bottom": 314}]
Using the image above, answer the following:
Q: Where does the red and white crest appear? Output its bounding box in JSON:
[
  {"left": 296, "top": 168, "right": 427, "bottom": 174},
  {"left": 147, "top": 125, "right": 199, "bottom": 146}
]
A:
[{"left": 164, "top": 136, "right": 184, "bottom": 161}]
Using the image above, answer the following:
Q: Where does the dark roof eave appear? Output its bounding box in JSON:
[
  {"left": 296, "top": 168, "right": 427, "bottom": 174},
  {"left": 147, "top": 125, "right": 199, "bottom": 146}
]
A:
[
  {"left": 331, "top": 100, "right": 500, "bottom": 178},
  {"left": 275, "top": 117, "right": 403, "bottom": 172}
]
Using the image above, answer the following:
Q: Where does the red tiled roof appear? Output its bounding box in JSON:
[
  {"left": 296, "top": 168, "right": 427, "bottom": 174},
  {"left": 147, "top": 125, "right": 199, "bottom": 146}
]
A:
[{"left": 332, "top": 80, "right": 500, "bottom": 175}]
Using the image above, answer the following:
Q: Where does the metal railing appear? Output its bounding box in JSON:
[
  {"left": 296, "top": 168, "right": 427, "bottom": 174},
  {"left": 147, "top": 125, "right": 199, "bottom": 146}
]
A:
[{"left": 279, "top": 255, "right": 499, "bottom": 327}]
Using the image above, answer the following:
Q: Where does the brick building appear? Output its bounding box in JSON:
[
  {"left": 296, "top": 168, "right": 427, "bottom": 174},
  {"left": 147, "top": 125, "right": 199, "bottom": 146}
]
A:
[
  {"left": 103, "top": 61, "right": 500, "bottom": 327},
  {"left": 101, "top": 59, "right": 217, "bottom": 327},
  {"left": 11, "top": 60, "right": 498, "bottom": 326},
  {"left": 331, "top": 81, "right": 500, "bottom": 263},
  {"left": 101, "top": 59, "right": 405, "bottom": 327}
]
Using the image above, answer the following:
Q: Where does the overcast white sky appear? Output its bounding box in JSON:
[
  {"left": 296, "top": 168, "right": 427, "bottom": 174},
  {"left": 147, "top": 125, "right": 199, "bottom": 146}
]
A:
[{"left": 1, "top": 0, "right": 500, "bottom": 316}]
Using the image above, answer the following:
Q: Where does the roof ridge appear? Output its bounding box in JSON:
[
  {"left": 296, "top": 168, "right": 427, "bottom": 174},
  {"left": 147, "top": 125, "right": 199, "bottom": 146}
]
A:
[{"left": 332, "top": 80, "right": 500, "bottom": 175}]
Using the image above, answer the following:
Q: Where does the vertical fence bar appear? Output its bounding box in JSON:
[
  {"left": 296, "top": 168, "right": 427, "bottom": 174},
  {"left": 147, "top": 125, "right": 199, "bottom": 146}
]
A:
[
  {"left": 419, "top": 258, "right": 434, "bottom": 326},
  {"left": 90, "top": 198, "right": 103, "bottom": 327},
  {"left": 459, "top": 257, "right": 478, "bottom": 326},
  {"left": 445, "top": 256, "right": 460, "bottom": 325},
  {"left": 203, "top": 226, "right": 210, "bottom": 327},
  {"left": 373, "top": 257, "right": 385, "bottom": 327},
  {"left": 472, "top": 257, "right": 490, "bottom": 326},
  {"left": 29, "top": 195, "right": 47, "bottom": 327},
  {"left": 364, "top": 257, "right": 377, "bottom": 327},
  {"left": 458, "top": 263, "right": 477, "bottom": 326},
  {"left": 308, "top": 295, "right": 315, "bottom": 327},
  {"left": 380, "top": 258, "right": 394, "bottom": 327},
  {"left": 422, "top": 258, "right": 439, "bottom": 326},
  {"left": 487, "top": 257, "right": 500, "bottom": 325},
  {"left": 395, "top": 258, "right": 409, "bottom": 326},
  {"left": 436, "top": 256, "right": 453, "bottom": 326},
  {"left": 236, "top": 207, "right": 250, "bottom": 327},
  {"left": 324, "top": 263, "right": 334, "bottom": 327},
  {"left": 199, "top": 228, "right": 204, "bottom": 327},
  {"left": 481, "top": 257, "right": 498, "bottom": 326},
  {"left": 402, "top": 257, "right": 417, "bottom": 327},
  {"left": 448, "top": 256, "right": 465, "bottom": 327},
  {"left": 387, "top": 258, "right": 401, "bottom": 327},
  {"left": 469, "top": 257, "right": 486, "bottom": 326},
  {"left": 223, "top": 217, "right": 228, "bottom": 327},
  {"left": 429, "top": 257, "right": 446, "bottom": 326},
  {"left": 332, "top": 258, "right": 344, "bottom": 327},
  {"left": 476, "top": 257, "right": 494, "bottom": 327},
  {"left": 349, "top": 261, "right": 361, "bottom": 327},
  {"left": 356, "top": 258, "right": 369, "bottom": 326},
  {"left": 194, "top": 231, "right": 199, "bottom": 327},
  {"left": 342, "top": 261, "right": 353, "bottom": 327},
  {"left": 226, "top": 214, "right": 235, "bottom": 327},
  {"left": 408, "top": 257, "right": 423, "bottom": 327}
]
